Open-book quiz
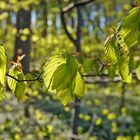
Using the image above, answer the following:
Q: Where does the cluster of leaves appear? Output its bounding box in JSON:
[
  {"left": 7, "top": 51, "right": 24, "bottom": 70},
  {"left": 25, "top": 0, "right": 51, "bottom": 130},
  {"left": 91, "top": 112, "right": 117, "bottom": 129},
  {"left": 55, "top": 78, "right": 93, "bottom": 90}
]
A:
[
  {"left": 105, "top": 7, "right": 140, "bottom": 83},
  {"left": 1, "top": 6, "right": 140, "bottom": 105},
  {"left": 0, "top": 47, "right": 84, "bottom": 105},
  {"left": 43, "top": 51, "right": 84, "bottom": 105},
  {"left": 0, "top": 45, "right": 26, "bottom": 100}
]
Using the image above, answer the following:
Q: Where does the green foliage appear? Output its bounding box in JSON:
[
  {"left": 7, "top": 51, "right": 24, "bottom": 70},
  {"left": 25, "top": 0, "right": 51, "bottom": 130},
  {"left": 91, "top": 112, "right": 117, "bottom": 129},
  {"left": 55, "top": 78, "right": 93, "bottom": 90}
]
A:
[
  {"left": 43, "top": 51, "right": 84, "bottom": 105},
  {"left": 117, "top": 53, "right": 132, "bottom": 83},
  {"left": 0, "top": 45, "right": 7, "bottom": 100},
  {"left": 136, "top": 65, "right": 140, "bottom": 80},
  {"left": 120, "top": 7, "right": 140, "bottom": 48},
  {"left": 74, "top": 72, "right": 84, "bottom": 97},
  {"left": 104, "top": 7, "right": 140, "bottom": 83},
  {"left": 104, "top": 34, "right": 117, "bottom": 63},
  {"left": 7, "top": 65, "right": 26, "bottom": 100},
  {"left": 1, "top": 1, "right": 140, "bottom": 139}
]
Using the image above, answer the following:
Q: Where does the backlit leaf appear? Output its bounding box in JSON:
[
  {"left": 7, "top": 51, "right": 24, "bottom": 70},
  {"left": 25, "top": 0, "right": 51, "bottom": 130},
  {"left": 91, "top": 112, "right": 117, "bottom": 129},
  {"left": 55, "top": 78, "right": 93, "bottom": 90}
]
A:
[
  {"left": 52, "top": 53, "right": 78, "bottom": 91},
  {"left": 120, "top": 7, "right": 140, "bottom": 48},
  {"left": 117, "top": 53, "right": 132, "bottom": 83},
  {"left": 74, "top": 72, "right": 84, "bottom": 97},
  {"left": 43, "top": 55, "right": 66, "bottom": 91},
  {"left": 104, "top": 34, "right": 117, "bottom": 63},
  {"left": 7, "top": 65, "right": 26, "bottom": 100},
  {"left": 136, "top": 65, "right": 140, "bottom": 80},
  {"left": 0, "top": 45, "right": 7, "bottom": 98},
  {"left": 43, "top": 51, "right": 84, "bottom": 105}
]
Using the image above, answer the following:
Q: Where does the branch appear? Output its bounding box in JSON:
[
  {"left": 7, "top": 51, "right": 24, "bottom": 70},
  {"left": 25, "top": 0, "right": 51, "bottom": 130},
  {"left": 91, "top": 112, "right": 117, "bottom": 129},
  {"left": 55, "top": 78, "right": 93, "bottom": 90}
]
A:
[
  {"left": 85, "top": 79, "right": 121, "bottom": 84},
  {"left": 58, "top": 0, "right": 96, "bottom": 46},
  {"left": 84, "top": 72, "right": 139, "bottom": 84},
  {"left": 62, "top": 0, "right": 96, "bottom": 13},
  {"left": 6, "top": 71, "right": 43, "bottom": 83},
  {"left": 27, "top": 71, "right": 43, "bottom": 81},
  {"left": 82, "top": 73, "right": 109, "bottom": 77},
  {"left": 58, "top": 0, "right": 76, "bottom": 46}
]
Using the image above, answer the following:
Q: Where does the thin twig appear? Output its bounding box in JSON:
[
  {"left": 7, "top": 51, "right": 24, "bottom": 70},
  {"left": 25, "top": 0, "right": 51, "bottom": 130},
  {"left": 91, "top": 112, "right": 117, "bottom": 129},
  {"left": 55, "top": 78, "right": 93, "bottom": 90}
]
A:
[
  {"left": 62, "top": 0, "right": 96, "bottom": 13},
  {"left": 58, "top": 0, "right": 76, "bottom": 46},
  {"left": 6, "top": 71, "right": 43, "bottom": 83}
]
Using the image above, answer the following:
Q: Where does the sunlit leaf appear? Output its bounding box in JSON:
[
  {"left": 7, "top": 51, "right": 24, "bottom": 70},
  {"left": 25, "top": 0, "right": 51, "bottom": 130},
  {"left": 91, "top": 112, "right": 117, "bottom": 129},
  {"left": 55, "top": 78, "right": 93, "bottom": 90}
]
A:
[
  {"left": 118, "top": 53, "right": 132, "bottom": 83},
  {"left": 74, "top": 72, "right": 84, "bottom": 97},
  {"left": 43, "top": 51, "right": 84, "bottom": 105},
  {"left": 0, "top": 45, "right": 7, "bottom": 86},
  {"left": 52, "top": 53, "right": 78, "bottom": 91},
  {"left": 57, "top": 80, "right": 75, "bottom": 105},
  {"left": 0, "top": 45, "right": 7, "bottom": 98},
  {"left": 7, "top": 65, "right": 26, "bottom": 100},
  {"left": 120, "top": 7, "right": 140, "bottom": 48},
  {"left": 136, "top": 65, "right": 140, "bottom": 80},
  {"left": 104, "top": 34, "right": 117, "bottom": 63},
  {"left": 43, "top": 55, "right": 65, "bottom": 91},
  {"left": 0, "top": 82, "right": 5, "bottom": 100}
]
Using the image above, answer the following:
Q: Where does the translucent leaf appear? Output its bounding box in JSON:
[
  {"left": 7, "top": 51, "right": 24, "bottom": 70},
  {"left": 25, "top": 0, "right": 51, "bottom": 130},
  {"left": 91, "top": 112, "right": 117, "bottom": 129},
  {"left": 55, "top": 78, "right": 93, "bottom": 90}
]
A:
[
  {"left": 43, "top": 52, "right": 84, "bottom": 105},
  {"left": 52, "top": 53, "right": 78, "bottom": 91},
  {"left": 120, "top": 8, "right": 140, "bottom": 48},
  {"left": 108, "top": 65, "right": 116, "bottom": 79},
  {"left": 0, "top": 45, "right": 7, "bottom": 86},
  {"left": 7, "top": 65, "right": 26, "bottom": 100},
  {"left": 43, "top": 55, "right": 65, "bottom": 91},
  {"left": 118, "top": 54, "right": 132, "bottom": 83},
  {"left": 0, "top": 45, "right": 7, "bottom": 98},
  {"left": 104, "top": 34, "right": 117, "bottom": 63},
  {"left": 0, "top": 83, "right": 5, "bottom": 100},
  {"left": 57, "top": 80, "right": 75, "bottom": 105},
  {"left": 136, "top": 65, "right": 140, "bottom": 80},
  {"left": 74, "top": 72, "right": 84, "bottom": 97}
]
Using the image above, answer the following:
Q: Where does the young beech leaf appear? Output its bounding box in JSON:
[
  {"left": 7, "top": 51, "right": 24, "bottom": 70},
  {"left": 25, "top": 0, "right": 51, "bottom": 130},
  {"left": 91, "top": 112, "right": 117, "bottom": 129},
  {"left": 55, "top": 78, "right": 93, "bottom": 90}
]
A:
[
  {"left": 0, "top": 82, "right": 5, "bottom": 100},
  {"left": 43, "top": 51, "right": 84, "bottom": 105},
  {"left": 52, "top": 53, "right": 78, "bottom": 91},
  {"left": 136, "top": 65, "right": 140, "bottom": 80},
  {"left": 74, "top": 72, "right": 84, "bottom": 97},
  {"left": 104, "top": 34, "right": 117, "bottom": 63},
  {"left": 118, "top": 54, "right": 132, "bottom": 83},
  {"left": 120, "top": 7, "right": 140, "bottom": 48},
  {"left": 0, "top": 45, "right": 7, "bottom": 86},
  {"left": 57, "top": 80, "right": 75, "bottom": 105},
  {"left": 43, "top": 55, "right": 66, "bottom": 91},
  {"left": 7, "top": 65, "right": 26, "bottom": 100}
]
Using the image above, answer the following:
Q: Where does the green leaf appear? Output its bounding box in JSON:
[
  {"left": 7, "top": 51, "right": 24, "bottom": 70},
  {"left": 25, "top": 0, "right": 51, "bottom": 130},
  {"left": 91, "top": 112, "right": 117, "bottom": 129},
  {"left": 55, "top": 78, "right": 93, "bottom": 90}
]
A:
[
  {"left": 43, "top": 55, "right": 65, "bottom": 91},
  {"left": 52, "top": 53, "right": 78, "bottom": 91},
  {"left": 25, "top": 70, "right": 41, "bottom": 80},
  {"left": 7, "top": 65, "right": 26, "bottom": 100},
  {"left": 57, "top": 80, "right": 75, "bottom": 105},
  {"left": 83, "top": 58, "right": 94, "bottom": 73},
  {"left": 108, "top": 65, "right": 116, "bottom": 79},
  {"left": 74, "top": 72, "right": 84, "bottom": 97},
  {"left": 0, "top": 82, "right": 5, "bottom": 100},
  {"left": 0, "top": 45, "right": 7, "bottom": 98},
  {"left": 43, "top": 51, "right": 84, "bottom": 105},
  {"left": 136, "top": 65, "right": 140, "bottom": 80},
  {"left": 118, "top": 53, "right": 132, "bottom": 83},
  {"left": 0, "top": 45, "right": 7, "bottom": 85},
  {"left": 120, "top": 7, "right": 140, "bottom": 48},
  {"left": 75, "top": 55, "right": 85, "bottom": 64},
  {"left": 104, "top": 34, "right": 117, "bottom": 63}
]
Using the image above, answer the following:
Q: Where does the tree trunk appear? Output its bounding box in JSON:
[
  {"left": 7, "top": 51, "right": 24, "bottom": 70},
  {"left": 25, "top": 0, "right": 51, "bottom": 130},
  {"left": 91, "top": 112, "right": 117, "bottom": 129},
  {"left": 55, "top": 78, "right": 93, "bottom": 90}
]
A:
[
  {"left": 72, "top": 4, "right": 82, "bottom": 140},
  {"left": 14, "top": 8, "right": 31, "bottom": 118},
  {"left": 14, "top": 9, "right": 31, "bottom": 74},
  {"left": 41, "top": 0, "right": 48, "bottom": 37}
]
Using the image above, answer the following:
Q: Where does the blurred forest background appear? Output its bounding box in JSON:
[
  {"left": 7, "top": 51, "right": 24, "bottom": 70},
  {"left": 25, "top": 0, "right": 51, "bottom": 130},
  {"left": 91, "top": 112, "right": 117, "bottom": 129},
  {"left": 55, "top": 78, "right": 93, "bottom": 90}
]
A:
[{"left": 0, "top": 0, "right": 140, "bottom": 140}]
